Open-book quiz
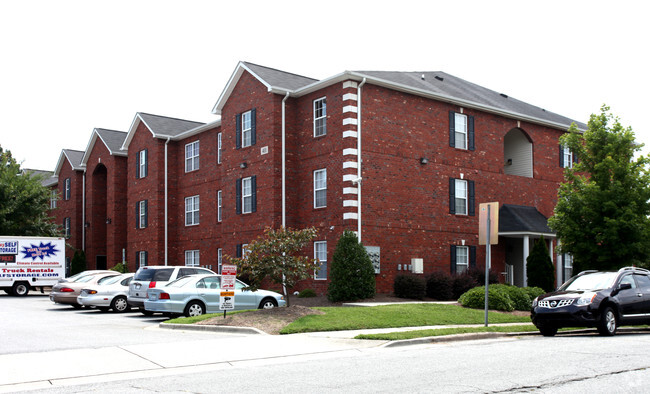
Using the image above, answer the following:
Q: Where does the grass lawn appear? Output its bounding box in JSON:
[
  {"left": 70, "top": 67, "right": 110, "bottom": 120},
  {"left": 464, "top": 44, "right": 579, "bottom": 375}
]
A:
[
  {"left": 355, "top": 325, "right": 538, "bottom": 340},
  {"left": 280, "top": 304, "right": 530, "bottom": 334}
]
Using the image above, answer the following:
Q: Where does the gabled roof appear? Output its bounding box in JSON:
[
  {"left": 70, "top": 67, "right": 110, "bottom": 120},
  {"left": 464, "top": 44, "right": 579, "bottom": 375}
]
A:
[
  {"left": 212, "top": 61, "right": 586, "bottom": 131},
  {"left": 80, "top": 128, "right": 127, "bottom": 166},
  {"left": 498, "top": 204, "right": 554, "bottom": 236},
  {"left": 21, "top": 169, "right": 57, "bottom": 187},
  {"left": 120, "top": 112, "right": 212, "bottom": 150},
  {"left": 53, "top": 149, "right": 85, "bottom": 176}
]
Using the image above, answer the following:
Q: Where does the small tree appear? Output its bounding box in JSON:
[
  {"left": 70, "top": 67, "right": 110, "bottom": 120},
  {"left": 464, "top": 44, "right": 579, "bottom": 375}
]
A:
[
  {"left": 229, "top": 226, "right": 319, "bottom": 306},
  {"left": 327, "top": 230, "right": 376, "bottom": 302},
  {"left": 70, "top": 249, "right": 86, "bottom": 276},
  {"left": 526, "top": 236, "right": 555, "bottom": 292}
]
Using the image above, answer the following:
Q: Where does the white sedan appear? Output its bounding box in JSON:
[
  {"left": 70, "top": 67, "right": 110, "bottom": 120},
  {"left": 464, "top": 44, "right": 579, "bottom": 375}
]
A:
[
  {"left": 144, "top": 274, "right": 286, "bottom": 317},
  {"left": 77, "top": 273, "right": 134, "bottom": 312}
]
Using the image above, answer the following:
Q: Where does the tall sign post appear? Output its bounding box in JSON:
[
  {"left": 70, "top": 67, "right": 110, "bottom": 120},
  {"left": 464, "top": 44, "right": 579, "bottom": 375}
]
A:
[
  {"left": 220, "top": 265, "right": 237, "bottom": 318},
  {"left": 479, "top": 202, "right": 499, "bottom": 327}
]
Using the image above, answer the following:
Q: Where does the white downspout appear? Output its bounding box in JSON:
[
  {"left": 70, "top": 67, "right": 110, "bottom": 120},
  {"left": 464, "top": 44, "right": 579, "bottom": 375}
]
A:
[
  {"left": 165, "top": 137, "right": 170, "bottom": 266},
  {"left": 282, "top": 91, "right": 290, "bottom": 228},
  {"left": 357, "top": 78, "right": 367, "bottom": 242},
  {"left": 82, "top": 171, "right": 86, "bottom": 251}
]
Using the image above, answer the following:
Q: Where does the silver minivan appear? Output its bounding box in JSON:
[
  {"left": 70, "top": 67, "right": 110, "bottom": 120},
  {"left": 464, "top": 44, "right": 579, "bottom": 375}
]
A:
[{"left": 127, "top": 265, "right": 215, "bottom": 315}]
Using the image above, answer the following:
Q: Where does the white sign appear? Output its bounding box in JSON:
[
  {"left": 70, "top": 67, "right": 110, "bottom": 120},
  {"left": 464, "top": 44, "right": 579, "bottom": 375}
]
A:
[
  {"left": 221, "top": 264, "right": 237, "bottom": 289},
  {"left": 220, "top": 291, "right": 235, "bottom": 310}
]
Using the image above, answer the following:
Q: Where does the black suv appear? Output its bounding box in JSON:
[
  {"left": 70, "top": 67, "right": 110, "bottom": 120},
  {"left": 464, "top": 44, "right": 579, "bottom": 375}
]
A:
[{"left": 531, "top": 267, "right": 650, "bottom": 336}]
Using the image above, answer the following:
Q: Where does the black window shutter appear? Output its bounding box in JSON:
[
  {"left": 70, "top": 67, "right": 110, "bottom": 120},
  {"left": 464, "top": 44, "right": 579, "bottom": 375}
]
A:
[
  {"left": 135, "top": 252, "right": 139, "bottom": 267},
  {"left": 468, "top": 180, "right": 475, "bottom": 216},
  {"left": 235, "top": 113, "right": 242, "bottom": 149},
  {"left": 144, "top": 149, "right": 148, "bottom": 177},
  {"left": 135, "top": 202, "right": 139, "bottom": 229},
  {"left": 251, "top": 108, "right": 257, "bottom": 146},
  {"left": 251, "top": 175, "right": 257, "bottom": 213},
  {"left": 236, "top": 178, "right": 242, "bottom": 214},
  {"left": 559, "top": 144, "right": 564, "bottom": 167},
  {"left": 135, "top": 152, "right": 140, "bottom": 179},
  {"left": 449, "top": 178, "right": 456, "bottom": 214},
  {"left": 449, "top": 111, "right": 455, "bottom": 147},
  {"left": 144, "top": 200, "right": 148, "bottom": 228},
  {"left": 470, "top": 246, "right": 477, "bottom": 268},
  {"left": 560, "top": 254, "right": 565, "bottom": 283},
  {"left": 236, "top": 244, "right": 242, "bottom": 258},
  {"left": 144, "top": 251, "right": 148, "bottom": 266},
  {"left": 450, "top": 245, "right": 457, "bottom": 274},
  {"left": 468, "top": 115, "right": 475, "bottom": 151}
]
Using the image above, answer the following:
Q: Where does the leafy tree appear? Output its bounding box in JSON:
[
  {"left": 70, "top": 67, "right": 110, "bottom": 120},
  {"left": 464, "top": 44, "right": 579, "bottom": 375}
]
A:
[
  {"left": 549, "top": 106, "right": 650, "bottom": 272},
  {"left": 327, "top": 230, "right": 376, "bottom": 302},
  {"left": 229, "top": 226, "right": 319, "bottom": 306},
  {"left": 70, "top": 249, "right": 87, "bottom": 276},
  {"left": 0, "top": 146, "right": 60, "bottom": 236},
  {"left": 526, "top": 236, "right": 555, "bottom": 292}
]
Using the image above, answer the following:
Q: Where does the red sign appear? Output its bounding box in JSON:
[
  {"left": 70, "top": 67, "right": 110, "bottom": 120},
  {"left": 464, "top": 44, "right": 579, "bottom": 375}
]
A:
[{"left": 221, "top": 265, "right": 237, "bottom": 289}]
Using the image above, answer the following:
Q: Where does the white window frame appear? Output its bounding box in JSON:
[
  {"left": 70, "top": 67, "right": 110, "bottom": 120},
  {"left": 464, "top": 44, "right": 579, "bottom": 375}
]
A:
[
  {"left": 242, "top": 177, "right": 253, "bottom": 214},
  {"left": 242, "top": 243, "right": 249, "bottom": 258},
  {"left": 217, "top": 132, "right": 222, "bottom": 164},
  {"left": 564, "top": 253, "right": 573, "bottom": 280},
  {"left": 241, "top": 111, "right": 252, "bottom": 148},
  {"left": 139, "top": 150, "right": 147, "bottom": 178},
  {"left": 50, "top": 190, "right": 57, "bottom": 209},
  {"left": 138, "top": 251, "right": 147, "bottom": 268},
  {"left": 563, "top": 146, "right": 573, "bottom": 169},
  {"left": 185, "top": 250, "right": 200, "bottom": 267},
  {"left": 185, "top": 195, "right": 200, "bottom": 226},
  {"left": 138, "top": 200, "right": 146, "bottom": 229},
  {"left": 456, "top": 246, "right": 469, "bottom": 273},
  {"left": 454, "top": 113, "right": 468, "bottom": 150},
  {"left": 454, "top": 179, "right": 468, "bottom": 215},
  {"left": 314, "top": 241, "right": 327, "bottom": 280},
  {"left": 217, "top": 248, "right": 223, "bottom": 274},
  {"left": 64, "top": 178, "right": 71, "bottom": 200},
  {"left": 217, "top": 190, "right": 222, "bottom": 222},
  {"left": 313, "top": 97, "right": 327, "bottom": 137},
  {"left": 185, "top": 141, "right": 200, "bottom": 172},
  {"left": 64, "top": 217, "right": 71, "bottom": 238},
  {"left": 314, "top": 169, "right": 327, "bottom": 208}
]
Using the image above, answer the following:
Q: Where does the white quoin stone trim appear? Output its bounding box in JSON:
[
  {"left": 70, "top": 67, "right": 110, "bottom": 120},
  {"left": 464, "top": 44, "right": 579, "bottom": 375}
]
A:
[
  {"left": 343, "top": 130, "right": 358, "bottom": 138},
  {"left": 343, "top": 148, "right": 358, "bottom": 156},
  {"left": 343, "top": 81, "right": 358, "bottom": 89},
  {"left": 343, "top": 105, "right": 358, "bottom": 114},
  {"left": 343, "top": 174, "right": 357, "bottom": 182},
  {"left": 343, "top": 118, "right": 358, "bottom": 126},
  {"left": 343, "top": 187, "right": 358, "bottom": 194},
  {"left": 343, "top": 200, "right": 358, "bottom": 207},
  {"left": 343, "top": 161, "right": 358, "bottom": 169},
  {"left": 342, "top": 93, "right": 358, "bottom": 101},
  {"left": 343, "top": 212, "right": 359, "bottom": 220}
]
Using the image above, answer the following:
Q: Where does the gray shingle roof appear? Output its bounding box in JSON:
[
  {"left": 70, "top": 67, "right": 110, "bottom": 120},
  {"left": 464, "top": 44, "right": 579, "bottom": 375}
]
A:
[
  {"left": 243, "top": 62, "right": 318, "bottom": 91},
  {"left": 355, "top": 71, "right": 587, "bottom": 129},
  {"left": 499, "top": 204, "right": 554, "bottom": 234},
  {"left": 95, "top": 129, "right": 127, "bottom": 153},
  {"left": 138, "top": 113, "right": 206, "bottom": 137},
  {"left": 63, "top": 149, "right": 85, "bottom": 168}
]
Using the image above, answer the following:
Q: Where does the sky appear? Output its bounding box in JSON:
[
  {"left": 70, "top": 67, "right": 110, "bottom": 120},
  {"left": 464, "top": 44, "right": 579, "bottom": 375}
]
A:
[{"left": 1, "top": 0, "right": 648, "bottom": 171}]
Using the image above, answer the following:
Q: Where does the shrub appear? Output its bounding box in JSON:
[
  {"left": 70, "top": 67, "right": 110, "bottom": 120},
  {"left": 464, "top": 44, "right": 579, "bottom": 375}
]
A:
[
  {"left": 523, "top": 286, "right": 546, "bottom": 301},
  {"left": 526, "top": 236, "right": 556, "bottom": 292},
  {"left": 425, "top": 271, "right": 454, "bottom": 300},
  {"left": 467, "top": 267, "right": 500, "bottom": 286},
  {"left": 452, "top": 274, "right": 478, "bottom": 300},
  {"left": 110, "top": 262, "right": 128, "bottom": 273},
  {"left": 458, "top": 286, "right": 514, "bottom": 312},
  {"left": 297, "top": 288, "right": 317, "bottom": 298},
  {"left": 327, "top": 230, "right": 376, "bottom": 302},
  {"left": 393, "top": 274, "right": 426, "bottom": 299},
  {"left": 492, "top": 284, "right": 530, "bottom": 311},
  {"left": 70, "top": 249, "right": 86, "bottom": 276}
]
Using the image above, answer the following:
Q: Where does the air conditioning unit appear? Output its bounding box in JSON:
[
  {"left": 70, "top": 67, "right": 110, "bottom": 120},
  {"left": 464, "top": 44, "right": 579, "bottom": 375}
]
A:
[{"left": 411, "top": 258, "right": 423, "bottom": 274}]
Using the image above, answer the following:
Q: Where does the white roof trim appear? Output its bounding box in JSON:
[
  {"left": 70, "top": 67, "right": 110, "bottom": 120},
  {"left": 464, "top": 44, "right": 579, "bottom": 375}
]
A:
[
  {"left": 81, "top": 129, "right": 127, "bottom": 165},
  {"left": 212, "top": 62, "right": 273, "bottom": 115},
  {"left": 53, "top": 150, "right": 85, "bottom": 176},
  {"left": 120, "top": 113, "right": 157, "bottom": 151}
]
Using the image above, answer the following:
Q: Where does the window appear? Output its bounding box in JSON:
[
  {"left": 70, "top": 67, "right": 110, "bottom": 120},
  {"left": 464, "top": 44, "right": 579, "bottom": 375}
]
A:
[
  {"left": 563, "top": 253, "right": 573, "bottom": 282},
  {"left": 449, "top": 111, "right": 475, "bottom": 150},
  {"left": 137, "top": 251, "right": 148, "bottom": 267},
  {"left": 560, "top": 145, "right": 574, "bottom": 168},
  {"left": 236, "top": 109, "right": 256, "bottom": 149},
  {"left": 314, "top": 97, "right": 327, "bottom": 137},
  {"left": 64, "top": 178, "right": 71, "bottom": 200},
  {"left": 236, "top": 176, "right": 256, "bottom": 214},
  {"left": 450, "top": 245, "right": 476, "bottom": 274},
  {"left": 185, "top": 141, "right": 200, "bottom": 172},
  {"left": 217, "top": 190, "right": 222, "bottom": 222},
  {"left": 236, "top": 244, "right": 250, "bottom": 258},
  {"left": 314, "top": 241, "right": 327, "bottom": 280},
  {"left": 185, "top": 250, "right": 200, "bottom": 267},
  {"left": 63, "top": 217, "right": 71, "bottom": 238},
  {"left": 50, "top": 190, "right": 57, "bottom": 209},
  {"left": 314, "top": 169, "right": 327, "bottom": 208},
  {"left": 137, "top": 149, "right": 148, "bottom": 178},
  {"left": 449, "top": 178, "right": 475, "bottom": 216},
  {"left": 217, "top": 132, "right": 222, "bottom": 164},
  {"left": 217, "top": 248, "right": 222, "bottom": 274},
  {"left": 185, "top": 195, "right": 199, "bottom": 226},
  {"left": 137, "top": 200, "right": 148, "bottom": 229}
]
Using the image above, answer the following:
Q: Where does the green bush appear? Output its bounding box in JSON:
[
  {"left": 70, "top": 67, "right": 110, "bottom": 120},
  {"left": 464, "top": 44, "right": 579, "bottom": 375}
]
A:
[
  {"left": 452, "top": 274, "right": 478, "bottom": 299},
  {"left": 526, "top": 236, "right": 556, "bottom": 292},
  {"left": 70, "top": 249, "right": 86, "bottom": 276},
  {"left": 459, "top": 286, "right": 515, "bottom": 312},
  {"left": 467, "top": 267, "right": 500, "bottom": 286},
  {"left": 426, "top": 271, "right": 454, "bottom": 300},
  {"left": 394, "top": 274, "right": 426, "bottom": 300},
  {"left": 297, "top": 288, "right": 317, "bottom": 298},
  {"left": 327, "top": 230, "right": 376, "bottom": 302},
  {"left": 111, "top": 262, "right": 129, "bottom": 273},
  {"left": 492, "top": 284, "right": 530, "bottom": 311},
  {"left": 523, "top": 286, "right": 546, "bottom": 301}
]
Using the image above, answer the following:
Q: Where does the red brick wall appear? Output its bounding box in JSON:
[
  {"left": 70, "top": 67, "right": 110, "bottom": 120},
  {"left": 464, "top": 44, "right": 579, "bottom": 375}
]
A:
[{"left": 51, "top": 160, "right": 84, "bottom": 264}]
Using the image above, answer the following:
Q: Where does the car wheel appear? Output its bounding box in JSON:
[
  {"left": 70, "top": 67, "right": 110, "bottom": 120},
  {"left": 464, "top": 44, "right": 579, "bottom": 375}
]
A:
[
  {"left": 259, "top": 298, "right": 278, "bottom": 309},
  {"left": 12, "top": 282, "right": 29, "bottom": 297},
  {"left": 184, "top": 301, "right": 205, "bottom": 317},
  {"left": 72, "top": 304, "right": 83, "bottom": 309},
  {"left": 538, "top": 325, "right": 558, "bottom": 337},
  {"left": 139, "top": 307, "right": 154, "bottom": 316},
  {"left": 111, "top": 296, "right": 129, "bottom": 313},
  {"left": 598, "top": 306, "right": 617, "bottom": 336}
]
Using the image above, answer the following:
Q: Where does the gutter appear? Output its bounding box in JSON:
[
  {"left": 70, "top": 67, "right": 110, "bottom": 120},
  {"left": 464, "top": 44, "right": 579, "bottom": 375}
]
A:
[
  {"left": 281, "top": 91, "right": 290, "bottom": 228},
  {"left": 357, "top": 78, "right": 366, "bottom": 241},
  {"left": 82, "top": 171, "right": 86, "bottom": 251},
  {"left": 164, "top": 137, "right": 170, "bottom": 266}
]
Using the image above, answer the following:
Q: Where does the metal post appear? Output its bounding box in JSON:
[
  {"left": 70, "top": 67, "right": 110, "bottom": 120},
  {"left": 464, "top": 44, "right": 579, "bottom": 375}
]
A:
[{"left": 484, "top": 204, "right": 491, "bottom": 327}]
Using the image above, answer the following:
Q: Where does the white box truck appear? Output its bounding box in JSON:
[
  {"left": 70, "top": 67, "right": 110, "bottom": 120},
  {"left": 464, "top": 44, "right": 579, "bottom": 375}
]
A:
[{"left": 0, "top": 236, "right": 66, "bottom": 296}]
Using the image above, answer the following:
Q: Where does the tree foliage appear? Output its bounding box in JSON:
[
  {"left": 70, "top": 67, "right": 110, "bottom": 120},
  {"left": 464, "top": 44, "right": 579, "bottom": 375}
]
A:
[
  {"left": 0, "top": 146, "right": 60, "bottom": 236},
  {"left": 327, "top": 230, "right": 376, "bottom": 302},
  {"left": 549, "top": 106, "right": 650, "bottom": 272},
  {"left": 526, "top": 236, "right": 555, "bottom": 292},
  {"left": 228, "top": 226, "right": 319, "bottom": 305}
]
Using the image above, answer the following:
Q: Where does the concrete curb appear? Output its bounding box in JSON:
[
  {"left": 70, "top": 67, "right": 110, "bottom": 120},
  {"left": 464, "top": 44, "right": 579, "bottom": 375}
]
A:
[
  {"left": 159, "top": 322, "right": 267, "bottom": 335},
  {"left": 380, "top": 331, "right": 536, "bottom": 347}
]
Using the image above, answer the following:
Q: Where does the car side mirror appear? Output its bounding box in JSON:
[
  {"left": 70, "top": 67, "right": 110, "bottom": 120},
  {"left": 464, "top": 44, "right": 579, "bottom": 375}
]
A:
[{"left": 619, "top": 283, "right": 632, "bottom": 291}]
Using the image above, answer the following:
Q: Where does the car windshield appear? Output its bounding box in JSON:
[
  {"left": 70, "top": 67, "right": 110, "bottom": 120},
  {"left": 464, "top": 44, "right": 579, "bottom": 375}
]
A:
[
  {"left": 101, "top": 275, "right": 124, "bottom": 285},
  {"left": 560, "top": 272, "right": 617, "bottom": 291},
  {"left": 75, "top": 275, "right": 98, "bottom": 283},
  {"left": 134, "top": 268, "right": 174, "bottom": 281},
  {"left": 166, "top": 276, "right": 198, "bottom": 288}
]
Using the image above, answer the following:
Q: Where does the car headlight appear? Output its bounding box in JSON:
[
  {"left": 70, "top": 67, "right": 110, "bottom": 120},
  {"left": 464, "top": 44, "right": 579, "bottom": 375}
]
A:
[
  {"left": 576, "top": 292, "right": 597, "bottom": 306},
  {"left": 532, "top": 297, "right": 538, "bottom": 307}
]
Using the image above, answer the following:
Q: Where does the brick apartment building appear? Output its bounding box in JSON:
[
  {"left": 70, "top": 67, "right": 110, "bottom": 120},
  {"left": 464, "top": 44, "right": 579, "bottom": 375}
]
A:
[{"left": 43, "top": 61, "right": 585, "bottom": 293}]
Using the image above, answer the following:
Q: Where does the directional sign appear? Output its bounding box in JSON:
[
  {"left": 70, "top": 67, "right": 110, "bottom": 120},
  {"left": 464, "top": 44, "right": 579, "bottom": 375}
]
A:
[
  {"left": 220, "top": 291, "right": 235, "bottom": 310},
  {"left": 221, "top": 264, "right": 237, "bottom": 289}
]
